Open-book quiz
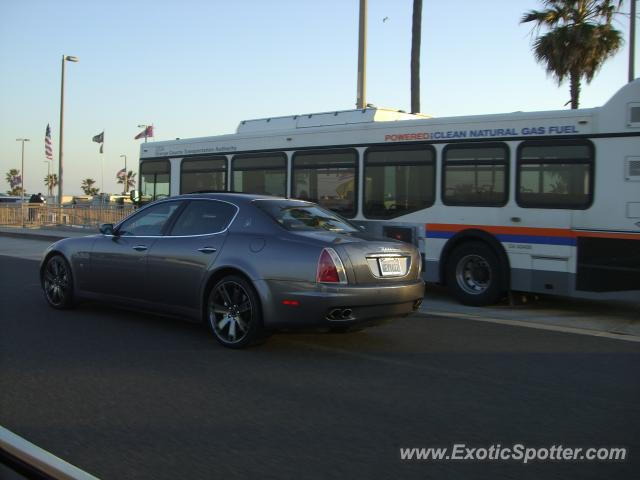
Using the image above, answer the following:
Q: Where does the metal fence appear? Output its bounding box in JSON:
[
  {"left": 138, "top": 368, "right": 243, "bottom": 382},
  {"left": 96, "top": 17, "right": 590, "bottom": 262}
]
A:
[{"left": 0, "top": 203, "right": 136, "bottom": 228}]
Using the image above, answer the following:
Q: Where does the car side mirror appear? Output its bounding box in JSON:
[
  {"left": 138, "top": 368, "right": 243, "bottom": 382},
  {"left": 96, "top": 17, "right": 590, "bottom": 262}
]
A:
[{"left": 99, "top": 223, "right": 115, "bottom": 235}]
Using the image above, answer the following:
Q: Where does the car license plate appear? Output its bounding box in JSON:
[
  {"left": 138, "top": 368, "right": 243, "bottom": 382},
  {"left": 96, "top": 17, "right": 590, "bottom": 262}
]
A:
[{"left": 378, "top": 257, "right": 404, "bottom": 276}]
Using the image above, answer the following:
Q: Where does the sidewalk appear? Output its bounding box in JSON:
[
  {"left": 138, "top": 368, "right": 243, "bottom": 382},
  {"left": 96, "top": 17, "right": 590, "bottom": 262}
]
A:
[{"left": 419, "top": 285, "right": 640, "bottom": 340}]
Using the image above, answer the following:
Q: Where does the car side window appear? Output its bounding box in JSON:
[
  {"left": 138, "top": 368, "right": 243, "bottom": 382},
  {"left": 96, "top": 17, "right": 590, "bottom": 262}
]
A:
[
  {"left": 118, "top": 201, "right": 182, "bottom": 236},
  {"left": 168, "top": 200, "right": 237, "bottom": 236}
]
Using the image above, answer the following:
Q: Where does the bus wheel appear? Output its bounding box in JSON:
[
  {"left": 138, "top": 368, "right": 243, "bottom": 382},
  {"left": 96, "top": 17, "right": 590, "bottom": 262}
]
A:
[{"left": 446, "top": 241, "right": 504, "bottom": 306}]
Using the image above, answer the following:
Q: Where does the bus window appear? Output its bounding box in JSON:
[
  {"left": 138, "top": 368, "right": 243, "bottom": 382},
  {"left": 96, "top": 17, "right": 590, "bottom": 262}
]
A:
[
  {"left": 140, "top": 160, "right": 171, "bottom": 201},
  {"left": 517, "top": 141, "right": 594, "bottom": 209},
  {"left": 181, "top": 156, "right": 226, "bottom": 194},
  {"left": 232, "top": 153, "right": 286, "bottom": 196},
  {"left": 291, "top": 149, "right": 357, "bottom": 218},
  {"left": 364, "top": 145, "right": 435, "bottom": 219},
  {"left": 442, "top": 143, "right": 508, "bottom": 206}
]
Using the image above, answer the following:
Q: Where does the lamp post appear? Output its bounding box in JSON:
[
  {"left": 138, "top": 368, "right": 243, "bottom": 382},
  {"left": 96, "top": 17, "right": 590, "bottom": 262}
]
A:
[
  {"left": 120, "top": 154, "right": 127, "bottom": 193},
  {"left": 16, "top": 138, "right": 30, "bottom": 226},
  {"left": 58, "top": 54, "right": 79, "bottom": 204}
]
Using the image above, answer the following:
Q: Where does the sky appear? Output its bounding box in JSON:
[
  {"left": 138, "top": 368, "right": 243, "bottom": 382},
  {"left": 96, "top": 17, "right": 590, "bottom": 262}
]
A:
[{"left": 0, "top": 0, "right": 637, "bottom": 197}]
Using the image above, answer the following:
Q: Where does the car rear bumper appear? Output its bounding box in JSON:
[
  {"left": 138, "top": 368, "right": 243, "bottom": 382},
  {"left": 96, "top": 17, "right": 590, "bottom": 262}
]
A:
[{"left": 255, "top": 279, "right": 425, "bottom": 330}]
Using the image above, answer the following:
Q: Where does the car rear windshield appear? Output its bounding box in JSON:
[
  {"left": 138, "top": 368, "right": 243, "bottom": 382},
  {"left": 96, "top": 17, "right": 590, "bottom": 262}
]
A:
[{"left": 254, "top": 200, "right": 359, "bottom": 233}]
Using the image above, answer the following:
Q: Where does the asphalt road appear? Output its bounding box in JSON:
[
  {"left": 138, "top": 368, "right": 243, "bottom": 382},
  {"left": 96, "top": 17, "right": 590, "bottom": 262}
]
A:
[{"left": 1, "top": 255, "right": 639, "bottom": 480}]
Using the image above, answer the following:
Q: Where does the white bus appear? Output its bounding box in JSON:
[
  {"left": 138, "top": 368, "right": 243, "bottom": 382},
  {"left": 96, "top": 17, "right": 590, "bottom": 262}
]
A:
[{"left": 138, "top": 80, "right": 640, "bottom": 305}]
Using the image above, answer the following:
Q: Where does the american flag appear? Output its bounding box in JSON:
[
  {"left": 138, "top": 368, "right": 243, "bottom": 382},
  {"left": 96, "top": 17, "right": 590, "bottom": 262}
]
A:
[{"left": 45, "top": 124, "right": 53, "bottom": 160}]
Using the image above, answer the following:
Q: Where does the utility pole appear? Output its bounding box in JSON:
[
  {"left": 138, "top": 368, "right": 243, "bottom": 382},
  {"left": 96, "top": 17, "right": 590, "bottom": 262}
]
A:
[
  {"left": 411, "top": 0, "right": 423, "bottom": 113},
  {"left": 356, "top": 0, "right": 367, "bottom": 109}
]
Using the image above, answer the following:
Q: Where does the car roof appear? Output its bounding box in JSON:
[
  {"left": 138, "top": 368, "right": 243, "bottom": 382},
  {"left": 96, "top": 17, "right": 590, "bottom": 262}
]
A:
[{"left": 174, "top": 192, "right": 310, "bottom": 206}]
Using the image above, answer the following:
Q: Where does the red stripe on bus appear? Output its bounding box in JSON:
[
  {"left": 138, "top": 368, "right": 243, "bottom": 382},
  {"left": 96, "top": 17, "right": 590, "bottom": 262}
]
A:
[
  {"left": 425, "top": 223, "right": 640, "bottom": 241},
  {"left": 426, "top": 223, "right": 574, "bottom": 237}
]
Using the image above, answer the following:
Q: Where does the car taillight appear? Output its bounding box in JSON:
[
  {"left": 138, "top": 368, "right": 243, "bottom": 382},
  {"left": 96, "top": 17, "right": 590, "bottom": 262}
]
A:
[{"left": 316, "top": 248, "right": 347, "bottom": 284}]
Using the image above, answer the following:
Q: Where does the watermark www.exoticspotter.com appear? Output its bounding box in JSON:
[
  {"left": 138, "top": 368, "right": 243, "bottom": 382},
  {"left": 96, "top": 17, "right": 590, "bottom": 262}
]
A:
[{"left": 399, "top": 444, "right": 628, "bottom": 464}]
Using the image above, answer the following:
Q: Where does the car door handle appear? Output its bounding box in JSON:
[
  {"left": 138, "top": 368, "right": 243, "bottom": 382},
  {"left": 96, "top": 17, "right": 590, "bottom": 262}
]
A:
[
  {"left": 198, "top": 247, "right": 217, "bottom": 254},
  {"left": 132, "top": 245, "right": 148, "bottom": 252}
]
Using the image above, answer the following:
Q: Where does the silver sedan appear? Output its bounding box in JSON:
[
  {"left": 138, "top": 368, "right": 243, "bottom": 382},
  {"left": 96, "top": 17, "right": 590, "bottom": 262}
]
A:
[{"left": 40, "top": 193, "right": 425, "bottom": 348}]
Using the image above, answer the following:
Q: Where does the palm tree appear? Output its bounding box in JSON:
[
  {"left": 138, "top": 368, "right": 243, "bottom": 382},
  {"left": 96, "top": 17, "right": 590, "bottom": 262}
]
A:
[
  {"left": 5, "top": 168, "right": 23, "bottom": 196},
  {"left": 44, "top": 173, "right": 58, "bottom": 197},
  {"left": 81, "top": 178, "right": 100, "bottom": 196},
  {"left": 116, "top": 170, "right": 137, "bottom": 193},
  {"left": 411, "top": 0, "right": 423, "bottom": 113},
  {"left": 521, "top": 0, "right": 623, "bottom": 109}
]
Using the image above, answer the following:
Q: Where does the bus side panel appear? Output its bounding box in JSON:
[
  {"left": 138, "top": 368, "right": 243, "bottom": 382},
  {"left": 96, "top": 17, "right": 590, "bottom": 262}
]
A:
[
  {"left": 571, "top": 137, "right": 640, "bottom": 291},
  {"left": 576, "top": 237, "right": 640, "bottom": 291}
]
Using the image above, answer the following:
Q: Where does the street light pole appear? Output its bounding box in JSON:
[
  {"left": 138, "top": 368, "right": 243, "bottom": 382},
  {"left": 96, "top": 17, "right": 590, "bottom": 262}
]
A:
[{"left": 58, "top": 54, "right": 79, "bottom": 204}]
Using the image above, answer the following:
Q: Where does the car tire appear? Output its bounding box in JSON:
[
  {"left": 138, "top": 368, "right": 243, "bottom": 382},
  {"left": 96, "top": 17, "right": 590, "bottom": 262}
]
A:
[
  {"left": 41, "top": 254, "right": 75, "bottom": 309},
  {"left": 446, "top": 241, "right": 505, "bottom": 306},
  {"left": 206, "top": 275, "right": 266, "bottom": 349}
]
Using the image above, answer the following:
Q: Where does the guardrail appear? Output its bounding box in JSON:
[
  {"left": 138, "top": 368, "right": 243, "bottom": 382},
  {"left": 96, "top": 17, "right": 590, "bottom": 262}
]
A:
[{"left": 0, "top": 204, "right": 135, "bottom": 228}]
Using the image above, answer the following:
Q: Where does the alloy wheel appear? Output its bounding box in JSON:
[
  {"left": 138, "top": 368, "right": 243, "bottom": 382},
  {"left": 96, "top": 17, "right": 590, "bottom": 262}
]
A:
[
  {"left": 43, "top": 256, "right": 71, "bottom": 307},
  {"left": 209, "top": 280, "right": 253, "bottom": 344}
]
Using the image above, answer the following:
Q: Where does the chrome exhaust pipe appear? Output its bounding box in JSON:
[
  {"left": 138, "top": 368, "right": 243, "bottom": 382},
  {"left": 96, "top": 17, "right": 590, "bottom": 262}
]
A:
[
  {"left": 328, "top": 308, "right": 343, "bottom": 320},
  {"left": 341, "top": 308, "right": 353, "bottom": 319}
]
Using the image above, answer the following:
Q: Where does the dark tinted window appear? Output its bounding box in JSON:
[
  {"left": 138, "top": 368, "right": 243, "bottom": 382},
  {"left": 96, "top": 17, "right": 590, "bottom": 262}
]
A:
[
  {"left": 292, "top": 150, "right": 357, "bottom": 218},
  {"left": 443, "top": 144, "right": 508, "bottom": 206},
  {"left": 169, "top": 200, "right": 237, "bottom": 236},
  {"left": 140, "top": 160, "right": 171, "bottom": 201},
  {"left": 181, "top": 157, "right": 226, "bottom": 194},
  {"left": 232, "top": 153, "right": 286, "bottom": 196},
  {"left": 364, "top": 145, "right": 435, "bottom": 219},
  {"left": 517, "top": 141, "right": 593, "bottom": 209},
  {"left": 255, "top": 200, "right": 359, "bottom": 233},
  {"left": 118, "top": 201, "right": 182, "bottom": 236}
]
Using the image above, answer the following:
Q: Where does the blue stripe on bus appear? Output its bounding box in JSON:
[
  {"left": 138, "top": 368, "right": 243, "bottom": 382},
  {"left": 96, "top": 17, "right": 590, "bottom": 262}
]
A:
[
  {"left": 495, "top": 234, "right": 576, "bottom": 246},
  {"left": 425, "top": 231, "right": 576, "bottom": 246}
]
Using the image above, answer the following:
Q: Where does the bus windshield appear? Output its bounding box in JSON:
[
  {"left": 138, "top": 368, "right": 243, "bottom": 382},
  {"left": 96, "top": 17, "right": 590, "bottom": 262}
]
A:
[{"left": 255, "top": 200, "right": 359, "bottom": 233}]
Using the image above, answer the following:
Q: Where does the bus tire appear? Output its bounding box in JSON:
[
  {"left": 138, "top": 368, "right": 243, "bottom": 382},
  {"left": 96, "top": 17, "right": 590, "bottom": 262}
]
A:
[{"left": 446, "top": 241, "right": 505, "bottom": 306}]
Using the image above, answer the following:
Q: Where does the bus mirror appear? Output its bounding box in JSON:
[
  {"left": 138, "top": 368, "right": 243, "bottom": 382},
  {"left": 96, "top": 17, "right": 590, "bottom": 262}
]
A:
[{"left": 129, "top": 190, "right": 141, "bottom": 203}]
